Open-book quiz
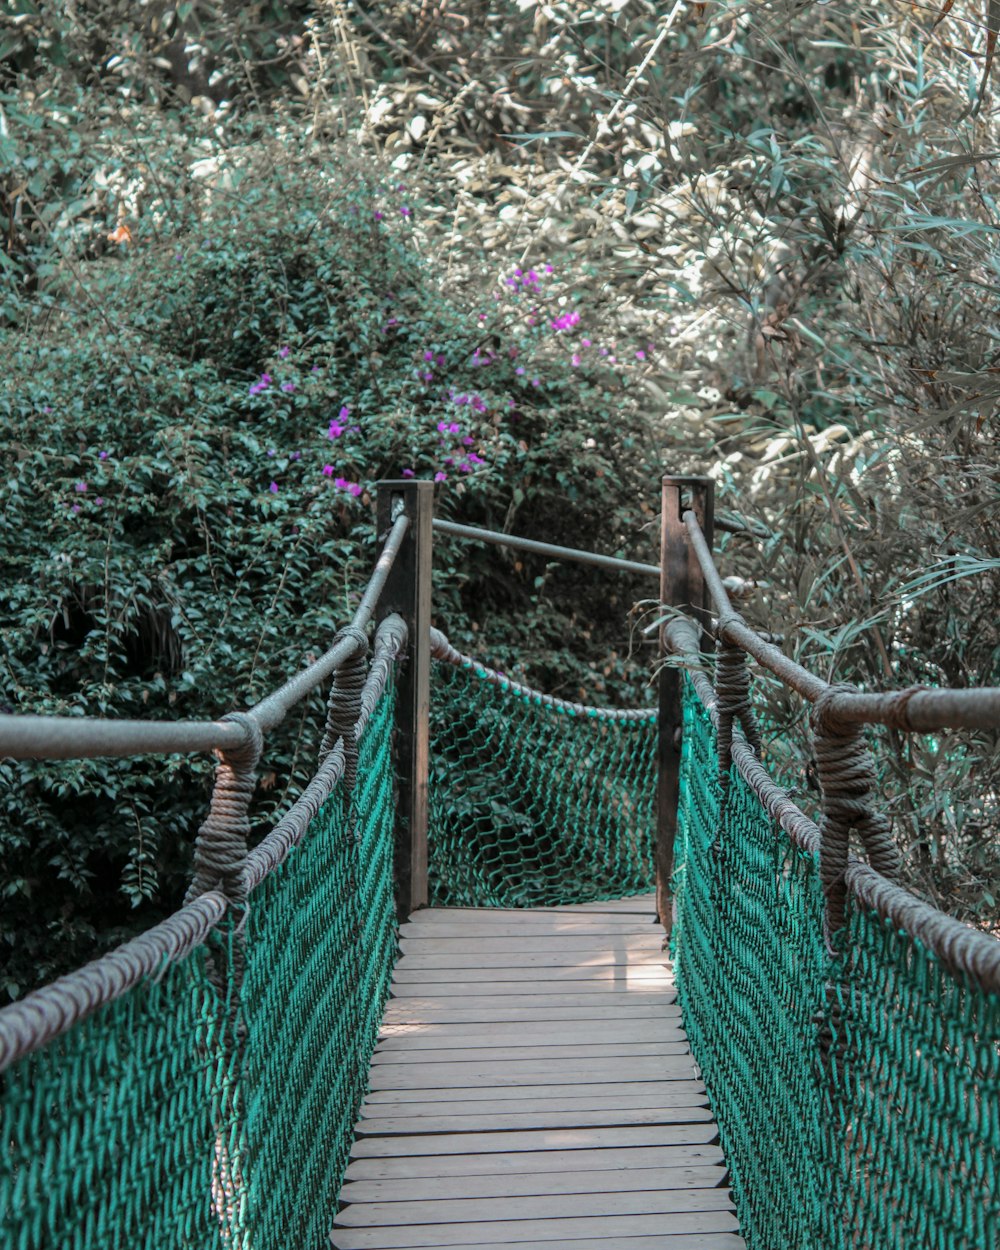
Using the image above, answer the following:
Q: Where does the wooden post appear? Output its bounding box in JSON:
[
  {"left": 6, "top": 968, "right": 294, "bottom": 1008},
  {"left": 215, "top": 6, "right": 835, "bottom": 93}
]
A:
[
  {"left": 376, "top": 480, "right": 433, "bottom": 919},
  {"left": 657, "top": 475, "right": 714, "bottom": 933}
]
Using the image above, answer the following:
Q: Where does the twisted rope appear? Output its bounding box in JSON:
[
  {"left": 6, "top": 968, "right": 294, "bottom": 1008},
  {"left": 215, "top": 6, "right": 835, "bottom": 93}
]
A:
[
  {"left": 430, "top": 625, "right": 656, "bottom": 723},
  {"left": 811, "top": 684, "right": 901, "bottom": 947},
  {"left": 714, "top": 610, "right": 763, "bottom": 795},
  {"left": 184, "top": 712, "right": 264, "bottom": 908},
  {"left": 0, "top": 892, "right": 227, "bottom": 1072},
  {"left": 319, "top": 625, "right": 369, "bottom": 793}
]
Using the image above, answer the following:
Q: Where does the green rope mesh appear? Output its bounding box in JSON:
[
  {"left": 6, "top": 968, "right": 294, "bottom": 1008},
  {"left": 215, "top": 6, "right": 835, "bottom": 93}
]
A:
[
  {"left": 672, "top": 676, "right": 1000, "bottom": 1250},
  {"left": 823, "top": 903, "right": 1000, "bottom": 1250},
  {"left": 0, "top": 941, "right": 241, "bottom": 1250},
  {"left": 428, "top": 658, "right": 657, "bottom": 907},
  {"left": 0, "top": 687, "right": 398, "bottom": 1250},
  {"left": 241, "top": 685, "right": 397, "bottom": 1248}
]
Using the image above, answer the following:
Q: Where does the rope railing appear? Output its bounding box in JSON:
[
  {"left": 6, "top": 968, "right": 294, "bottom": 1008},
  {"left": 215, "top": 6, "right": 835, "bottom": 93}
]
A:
[
  {"left": 0, "top": 510, "right": 410, "bottom": 760},
  {"left": 663, "top": 496, "right": 1000, "bottom": 1250},
  {"left": 0, "top": 489, "right": 418, "bottom": 1250},
  {"left": 683, "top": 507, "right": 1000, "bottom": 730}
]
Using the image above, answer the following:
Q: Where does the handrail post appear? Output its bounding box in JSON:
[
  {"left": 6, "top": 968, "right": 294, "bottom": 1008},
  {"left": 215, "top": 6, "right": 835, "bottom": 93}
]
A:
[
  {"left": 658, "top": 475, "right": 714, "bottom": 932},
  {"left": 376, "top": 480, "right": 433, "bottom": 919}
]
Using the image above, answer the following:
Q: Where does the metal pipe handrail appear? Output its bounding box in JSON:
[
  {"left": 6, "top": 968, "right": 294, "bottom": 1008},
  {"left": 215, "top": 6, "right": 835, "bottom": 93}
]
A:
[
  {"left": 433, "top": 518, "right": 660, "bottom": 579},
  {"left": 0, "top": 512, "right": 412, "bottom": 760},
  {"left": 0, "top": 715, "right": 250, "bottom": 761},
  {"left": 681, "top": 509, "right": 1000, "bottom": 732},
  {"left": 248, "top": 511, "right": 410, "bottom": 732}
]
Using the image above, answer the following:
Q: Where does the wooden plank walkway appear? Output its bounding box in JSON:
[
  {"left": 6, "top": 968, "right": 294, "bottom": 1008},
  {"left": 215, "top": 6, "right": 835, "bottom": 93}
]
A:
[{"left": 330, "top": 894, "right": 745, "bottom": 1250}]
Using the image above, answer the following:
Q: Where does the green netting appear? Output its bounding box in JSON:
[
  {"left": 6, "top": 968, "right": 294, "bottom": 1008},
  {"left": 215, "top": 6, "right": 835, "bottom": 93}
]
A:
[
  {"left": 242, "top": 686, "right": 398, "bottom": 1247},
  {"left": 1, "top": 687, "right": 398, "bottom": 1250},
  {"left": 672, "top": 677, "right": 827, "bottom": 1250},
  {"left": 428, "top": 658, "right": 657, "bottom": 907},
  {"left": 823, "top": 903, "right": 1000, "bottom": 1250},
  {"left": 672, "top": 675, "right": 1000, "bottom": 1250},
  {"left": 0, "top": 939, "right": 241, "bottom": 1250}
]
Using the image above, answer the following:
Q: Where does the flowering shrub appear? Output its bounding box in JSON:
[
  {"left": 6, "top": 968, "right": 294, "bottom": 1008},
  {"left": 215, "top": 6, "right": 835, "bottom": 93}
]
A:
[{"left": 0, "top": 142, "right": 660, "bottom": 995}]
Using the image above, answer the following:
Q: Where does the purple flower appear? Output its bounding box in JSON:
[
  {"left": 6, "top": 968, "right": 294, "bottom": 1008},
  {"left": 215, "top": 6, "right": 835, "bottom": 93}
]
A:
[
  {"left": 434, "top": 471, "right": 447, "bottom": 483},
  {"left": 515, "top": 366, "right": 525, "bottom": 376},
  {"left": 75, "top": 481, "right": 88, "bottom": 493},
  {"left": 400, "top": 205, "right": 411, "bottom": 217},
  {"left": 374, "top": 210, "right": 384, "bottom": 221},
  {"left": 269, "top": 482, "right": 279, "bottom": 494},
  {"left": 544, "top": 263, "right": 553, "bottom": 274},
  {"left": 423, "top": 350, "right": 435, "bottom": 362},
  {"left": 402, "top": 468, "right": 415, "bottom": 478},
  {"left": 635, "top": 350, "right": 646, "bottom": 361},
  {"left": 281, "top": 381, "right": 297, "bottom": 393},
  {"left": 334, "top": 476, "right": 349, "bottom": 489},
  {"left": 267, "top": 449, "right": 277, "bottom": 457},
  {"left": 471, "top": 395, "right": 486, "bottom": 413},
  {"left": 422, "top": 371, "right": 434, "bottom": 382},
  {"left": 572, "top": 354, "right": 581, "bottom": 367},
  {"left": 290, "top": 451, "right": 302, "bottom": 461},
  {"left": 261, "top": 374, "right": 272, "bottom": 385},
  {"left": 551, "top": 311, "right": 581, "bottom": 332},
  {"left": 339, "top": 405, "right": 351, "bottom": 421},
  {"left": 328, "top": 421, "right": 346, "bottom": 440},
  {"left": 98, "top": 450, "right": 109, "bottom": 460},
  {"left": 70, "top": 503, "right": 81, "bottom": 514},
  {"left": 531, "top": 377, "right": 541, "bottom": 388},
  {"left": 581, "top": 338, "right": 592, "bottom": 347},
  {"left": 95, "top": 497, "right": 104, "bottom": 506},
  {"left": 468, "top": 453, "right": 485, "bottom": 466},
  {"left": 278, "top": 346, "right": 290, "bottom": 359},
  {"left": 322, "top": 464, "right": 335, "bottom": 476},
  {"left": 311, "top": 365, "right": 321, "bottom": 373},
  {"left": 348, "top": 482, "right": 363, "bottom": 497},
  {"left": 462, "top": 436, "right": 474, "bottom": 447}
]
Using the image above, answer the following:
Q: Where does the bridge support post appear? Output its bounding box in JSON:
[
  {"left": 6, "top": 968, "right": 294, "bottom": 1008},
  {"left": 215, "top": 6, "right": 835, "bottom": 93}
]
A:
[
  {"left": 376, "top": 480, "right": 433, "bottom": 919},
  {"left": 658, "top": 475, "right": 714, "bottom": 933}
]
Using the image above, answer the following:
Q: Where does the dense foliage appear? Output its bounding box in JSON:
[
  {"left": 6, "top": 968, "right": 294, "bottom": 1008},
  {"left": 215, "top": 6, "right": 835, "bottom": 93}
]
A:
[{"left": 1, "top": 0, "right": 997, "bottom": 993}]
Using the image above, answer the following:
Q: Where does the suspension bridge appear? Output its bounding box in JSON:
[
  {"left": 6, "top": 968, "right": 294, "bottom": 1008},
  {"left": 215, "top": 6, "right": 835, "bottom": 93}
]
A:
[{"left": 1, "top": 476, "right": 998, "bottom": 1250}]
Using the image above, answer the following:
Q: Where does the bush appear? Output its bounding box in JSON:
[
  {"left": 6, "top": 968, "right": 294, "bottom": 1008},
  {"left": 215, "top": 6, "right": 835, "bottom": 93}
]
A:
[{"left": 0, "top": 133, "right": 663, "bottom": 996}]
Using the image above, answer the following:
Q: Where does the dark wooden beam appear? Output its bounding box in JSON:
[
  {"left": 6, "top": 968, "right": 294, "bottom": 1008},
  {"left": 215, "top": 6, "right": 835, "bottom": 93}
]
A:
[
  {"left": 657, "top": 476, "right": 714, "bottom": 935},
  {"left": 376, "top": 480, "right": 434, "bottom": 919}
]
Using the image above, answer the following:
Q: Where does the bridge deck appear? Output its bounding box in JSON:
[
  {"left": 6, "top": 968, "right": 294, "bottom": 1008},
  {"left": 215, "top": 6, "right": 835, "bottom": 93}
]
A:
[{"left": 331, "top": 895, "right": 744, "bottom": 1249}]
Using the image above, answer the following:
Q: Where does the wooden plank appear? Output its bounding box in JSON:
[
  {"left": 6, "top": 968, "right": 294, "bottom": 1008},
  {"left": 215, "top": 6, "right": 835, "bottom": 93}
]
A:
[
  {"left": 408, "top": 897, "right": 655, "bottom": 919},
  {"left": 371, "top": 1042, "right": 689, "bottom": 1065},
  {"left": 398, "top": 935, "right": 665, "bottom": 950},
  {"left": 337, "top": 1187, "right": 734, "bottom": 1227},
  {"left": 397, "top": 950, "right": 666, "bottom": 968},
  {"left": 364, "top": 1081, "right": 705, "bottom": 1107},
  {"left": 390, "top": 960, "right": 670, "bottom": 980},
  {"left": 343, "top": 1144, "right": 726, "bottom": 1181},
  {"left": 329, "top": 1210, "right": 739, "bottom": 1248},
  {"left": 361, "top": 1092, "right": 707, "bottom": 1120},
  {"left": 376, "top": 1023, "right": 686, "bottom": 1049},
  {"left": 380, "top": 1000, "right": 680, "bottom": 1020},
  {"left": 367, "top": 1058, "right": 699, "bottom": 1091},
  {"left": 350, "top": 1124, "right": 720, "bottom": 1158},
  {"left": 387, "top": 983, "right": 677, "bottom": 1002},
  {"left": 334, "top": 1238, "right": 745, "bottom": 1250},
  {"left": 394, "top": 956, "right": 667, "bottom": 972},
  {"left": 358, "top": 1106, "right": 712, "bottom": 1134},
  {"left": 339, "top": 1164, "right": 728, "bottom": 1204},
  {"left": 399, "top": 922, "right": 661, "bottom": 937}
]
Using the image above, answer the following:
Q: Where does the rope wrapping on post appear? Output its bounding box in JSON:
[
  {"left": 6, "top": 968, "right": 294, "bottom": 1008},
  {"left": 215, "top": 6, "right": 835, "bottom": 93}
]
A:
[
  {"left": 319, "top": 626, "right": 370, "bottom": 793},
  {"left": 811, "top": 684, "right": 901, "bottom": 947},
  {"left": 183, "top": 711, "right": 264, "bottom": 908},
  {"left": 714, "top": 609, "right": 763, "bottom": 797}
]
